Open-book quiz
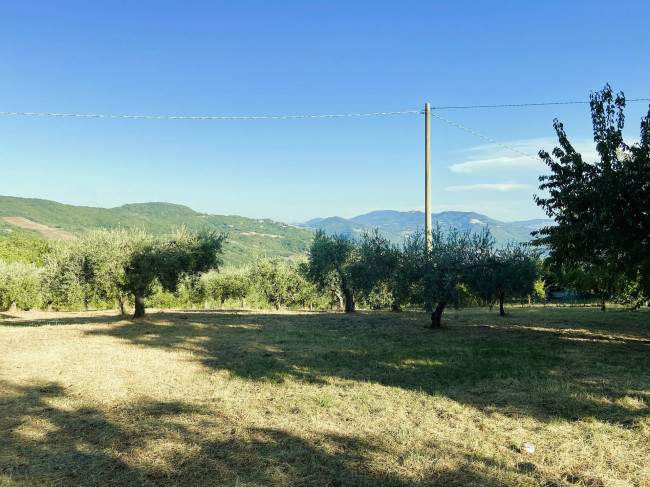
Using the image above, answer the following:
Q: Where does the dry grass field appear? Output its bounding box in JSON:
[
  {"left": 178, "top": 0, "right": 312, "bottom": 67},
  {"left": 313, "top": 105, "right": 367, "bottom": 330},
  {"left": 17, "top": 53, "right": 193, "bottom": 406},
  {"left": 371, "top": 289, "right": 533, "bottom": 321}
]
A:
[{"left": 1, "top": 307, "right": 649, "bottom": 486}]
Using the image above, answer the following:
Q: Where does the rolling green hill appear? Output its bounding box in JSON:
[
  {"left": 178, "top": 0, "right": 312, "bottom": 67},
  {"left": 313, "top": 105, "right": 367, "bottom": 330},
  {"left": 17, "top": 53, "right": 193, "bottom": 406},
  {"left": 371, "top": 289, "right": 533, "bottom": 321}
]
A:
[
  {"left": 0, "top": 196, "right": 314, "bottom": 267},
  {"left": 0, "top": 196, "right": 556, "bottom": 266}
]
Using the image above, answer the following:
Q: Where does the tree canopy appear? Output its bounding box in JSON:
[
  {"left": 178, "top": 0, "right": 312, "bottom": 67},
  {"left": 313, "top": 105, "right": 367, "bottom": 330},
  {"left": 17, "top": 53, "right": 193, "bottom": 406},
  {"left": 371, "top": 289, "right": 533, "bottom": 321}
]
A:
[
  {"left": 467, "top": 235, "right": 539, "bottom": 316},
  {"left": 40, "top": 227, "right": 225, "bottom": 317},
  {"left": 533, "top": 84, "right": 650, "bottom": 306},
  {"left": 123, "top": 228, "right": 226, "bottom": 317},
  {"left": 307, "top": 230, "right": 359, "bottom": 312}
]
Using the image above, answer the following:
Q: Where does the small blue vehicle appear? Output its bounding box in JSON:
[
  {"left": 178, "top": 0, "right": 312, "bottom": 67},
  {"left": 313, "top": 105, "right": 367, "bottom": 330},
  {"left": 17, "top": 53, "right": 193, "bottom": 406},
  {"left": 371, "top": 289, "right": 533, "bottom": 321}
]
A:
[{"left": 545, "top": 286, "right": 581, "bottom": 300}]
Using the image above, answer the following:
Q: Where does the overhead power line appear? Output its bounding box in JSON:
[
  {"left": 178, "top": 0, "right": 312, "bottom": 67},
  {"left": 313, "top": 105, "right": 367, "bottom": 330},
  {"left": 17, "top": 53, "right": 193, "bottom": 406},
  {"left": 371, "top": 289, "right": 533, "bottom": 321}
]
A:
[
  {"left": 427, "top": 96, "right": 648, "bottom": 158},
  {"left": 0, "top": 109, "right": 421, "bottom": 120},
  {"left": 428, "top": 112, "right": 539, "bottom": 160},
  {"left": 3, "top": 97, "right": 648, "bottom": 160},
  {"left": 432, "top": 98, "right": 650, "bottom": 110},
  {"left": 1, "top": 98, "right": 647, "bottom": 120}
]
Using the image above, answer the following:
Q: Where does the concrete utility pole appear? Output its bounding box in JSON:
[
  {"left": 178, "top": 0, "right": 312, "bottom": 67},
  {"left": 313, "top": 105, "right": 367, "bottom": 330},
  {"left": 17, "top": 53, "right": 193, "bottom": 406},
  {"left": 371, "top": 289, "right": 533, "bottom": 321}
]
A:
[{"left": 425, "top": 103, "right": 432, "bottom": 251}]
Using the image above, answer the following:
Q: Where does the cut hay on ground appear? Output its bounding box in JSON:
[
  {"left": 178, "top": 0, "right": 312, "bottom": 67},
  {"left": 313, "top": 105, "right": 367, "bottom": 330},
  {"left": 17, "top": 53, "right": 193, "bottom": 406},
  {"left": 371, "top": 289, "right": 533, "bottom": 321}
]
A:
[{"left": 1, "top": 308, "right": 648, "bottom": 486}]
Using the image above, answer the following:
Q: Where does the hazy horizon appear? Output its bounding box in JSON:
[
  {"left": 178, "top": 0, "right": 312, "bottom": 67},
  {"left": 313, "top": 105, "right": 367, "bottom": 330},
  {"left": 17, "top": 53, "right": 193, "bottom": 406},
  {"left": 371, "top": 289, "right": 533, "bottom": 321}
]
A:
[{"left": 0, "top": 193, "right": 554, "bottom": 226}]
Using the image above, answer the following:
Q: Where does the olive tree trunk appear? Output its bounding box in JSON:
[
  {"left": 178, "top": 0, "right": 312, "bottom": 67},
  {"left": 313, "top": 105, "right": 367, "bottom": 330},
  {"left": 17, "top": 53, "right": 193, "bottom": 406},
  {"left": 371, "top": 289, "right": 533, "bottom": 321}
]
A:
[
  {"left": 332, "top": 289, "right": 344, "bottom": 309},
  {"left": 133, "top": 294, "right": 146, "bottom": 318},
  {"left": 341, "top": 277, "right": 355, "bottom": 313},
  {"left": 499, "top": 292, "right": 506, "bottom": 316},
  {"left": 118, "top": 295, "right": 126, "bottom": 316},
  {"left": 344, "top": 288, "right": 355, "bottom": 312},
  {"left": 430, "top": 301, "right": 447, "bottom": 329}
]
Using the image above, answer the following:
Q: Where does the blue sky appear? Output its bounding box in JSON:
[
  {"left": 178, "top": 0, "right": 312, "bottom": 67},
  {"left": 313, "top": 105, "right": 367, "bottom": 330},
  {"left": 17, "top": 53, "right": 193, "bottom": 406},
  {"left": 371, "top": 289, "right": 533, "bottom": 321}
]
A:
[{"left": 1, "top": 0, "right": 648, "bottom": 223}]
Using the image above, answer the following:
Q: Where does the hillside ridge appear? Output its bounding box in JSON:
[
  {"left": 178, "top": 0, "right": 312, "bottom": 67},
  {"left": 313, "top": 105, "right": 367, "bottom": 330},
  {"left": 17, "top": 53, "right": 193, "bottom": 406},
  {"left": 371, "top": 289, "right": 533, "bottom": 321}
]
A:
[
  {"left": 0, "top": 196, "right": 556, "bottom": 263},
  {"left": 0, "top": 196, "right": 314, "bottom": 267}
]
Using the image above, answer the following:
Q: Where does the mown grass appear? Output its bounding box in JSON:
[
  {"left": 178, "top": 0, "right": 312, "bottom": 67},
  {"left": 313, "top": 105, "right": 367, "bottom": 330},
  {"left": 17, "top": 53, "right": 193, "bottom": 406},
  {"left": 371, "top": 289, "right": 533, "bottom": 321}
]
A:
[{"left": 0, "top": 307, "right": 648, "bottom": 486}]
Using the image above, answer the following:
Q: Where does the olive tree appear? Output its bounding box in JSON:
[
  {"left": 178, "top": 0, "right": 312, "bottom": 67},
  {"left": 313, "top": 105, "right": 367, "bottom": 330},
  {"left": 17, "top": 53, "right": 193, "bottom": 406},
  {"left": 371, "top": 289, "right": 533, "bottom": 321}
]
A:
[
  {"left": 0, "top": 260, "right": 44, "bottom": 311},
  {"left": 425, "top": 228, "right": 475, "bottom": 328},
  {"left": 250, "top": 258, "right": 316, "bottom": 310},
  {"left": 392, "top": 232, "right": 428, "bottom": 309},
  {"left": 42, "top": 227, "right": 225, "bottom": 317},
  {"left": 78, "top": 228, "right": 144, "bottom": 313},
  {"left": 307, "top": 231, "right": 358, "bottom": 312},
  {"left": 122, "top": 228, "right": 225, "bottom": 318},
  {"left": 351, "top": 230, "right": 400, "bottom": 310},
  {"left": 198, "top": 269, "right": 250, "bottom": 308},
  {"left": 0, "top": 232, "right": 52, "bottom": 266},
  {"left": 395, "top": 228, "right": 474, "bottom": 328},
  {"left": 41, "top": 241, "right": 88, "bottom": 310},
  {"left": 467, "top": 237, "right": 539, "bottom": 315},
  {"left": 41, "top": 228, "right": 156, "bottom": 313}
]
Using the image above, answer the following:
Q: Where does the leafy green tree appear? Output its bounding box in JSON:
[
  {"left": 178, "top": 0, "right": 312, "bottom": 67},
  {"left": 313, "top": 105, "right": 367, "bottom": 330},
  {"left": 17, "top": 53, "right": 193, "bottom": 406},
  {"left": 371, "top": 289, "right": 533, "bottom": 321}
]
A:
[
  {"left": 468, "top": 240, "right": 539, "bottom": 316},
  {"left": 534, "top": 84, "right": 650, "bottom": 306},
  {"left": 250, "top": 258, "right": 315, "bottom": 310},
  {"left": 531, "top": 277, "right": 546, "bottom": 304},
  {"left": 40, "top": 229, "right": 144, "bottom": 312},
  {"left": 397, "top": 228, "right": 473, "bottom": 328},
  {"left": 351, "top": 230, "right": 400, "bottom": 310},
  {"left": 0, "top": 260, "right": 44, "bottom": 311},
  {"left": 573, "top": 264, "right": 615, "bottom": 310},
  {"left": 0, "top": 232, "right": 52, "bottom": 266},
  {"left": 41, "top": 241, "right": 88, "bottom": 310},
  {"left": 294, "top": 262, "right": 322, "bottom": 309},
  {"left": 123, "top": 228, "right": 225, "bottom": 317},
  {"left": 78, "top": 228, "right": 142, "bottom": 313},
  {"left": 37, "top": 228, "right": 224, "bottom": 315},
  {"left": 199, "top": 269, "right": 251, "bottom": 308},
  {"left": 393, "top": 232, "right": 428, "bottom": 309},
  {"left": 613, "top": 272, "right": 647, "bottom": 309},
  {"left": 425, "top": 228, "right": 474, "bottom": 328},
  {"left": 307, "top": 231, "right": 358, "bottom": 312}
]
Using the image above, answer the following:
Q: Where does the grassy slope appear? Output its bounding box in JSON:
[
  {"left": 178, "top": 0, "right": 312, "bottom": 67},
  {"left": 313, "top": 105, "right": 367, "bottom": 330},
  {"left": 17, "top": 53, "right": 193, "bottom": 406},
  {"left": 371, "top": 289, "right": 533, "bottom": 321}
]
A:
[
  {"left": 0, "top": 307, "right": 648, "bottom": 486},
  {"left": 0, "top": 196, "right": 314, "bottom": 267}
]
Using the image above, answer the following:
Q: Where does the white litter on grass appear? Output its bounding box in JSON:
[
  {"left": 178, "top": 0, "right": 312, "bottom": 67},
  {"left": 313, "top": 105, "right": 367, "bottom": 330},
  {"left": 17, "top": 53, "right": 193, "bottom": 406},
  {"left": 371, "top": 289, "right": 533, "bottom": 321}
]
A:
[{"left": 520, "top": 442, "right": 536, "bottom": 455}]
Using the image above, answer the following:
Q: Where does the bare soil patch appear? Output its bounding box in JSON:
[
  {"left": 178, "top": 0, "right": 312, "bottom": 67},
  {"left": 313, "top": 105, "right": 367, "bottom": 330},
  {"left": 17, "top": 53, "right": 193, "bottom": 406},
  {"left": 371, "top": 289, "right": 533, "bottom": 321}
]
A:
[{"left": 2, "top": 217, "right": 76, "bottom": 241}]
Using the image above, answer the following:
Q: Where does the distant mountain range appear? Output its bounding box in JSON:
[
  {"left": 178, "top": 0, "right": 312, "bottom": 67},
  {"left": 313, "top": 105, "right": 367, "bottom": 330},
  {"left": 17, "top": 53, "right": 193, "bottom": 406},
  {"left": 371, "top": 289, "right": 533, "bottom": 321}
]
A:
[
  {"left": 297, "top": 210, "right": 555, "bottom": 247},
  {"left": 0, "top": 196, "right": 555, "bottom": 266}
]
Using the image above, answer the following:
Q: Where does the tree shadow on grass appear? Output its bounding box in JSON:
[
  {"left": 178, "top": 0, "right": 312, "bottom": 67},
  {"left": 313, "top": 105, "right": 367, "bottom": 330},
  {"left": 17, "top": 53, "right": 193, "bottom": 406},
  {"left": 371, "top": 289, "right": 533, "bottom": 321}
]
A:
[
  {"left": 0, "top": 311, "right": 126, "bottom": 327},
  {"left": 0, "top": 379, "right": 511, "bottom": 486},
  {"left": 0, "top": 380, "right": 148, "bottom": 485},
  {"left": 81, "top": 309, "right": 650, "bottom": 427}
]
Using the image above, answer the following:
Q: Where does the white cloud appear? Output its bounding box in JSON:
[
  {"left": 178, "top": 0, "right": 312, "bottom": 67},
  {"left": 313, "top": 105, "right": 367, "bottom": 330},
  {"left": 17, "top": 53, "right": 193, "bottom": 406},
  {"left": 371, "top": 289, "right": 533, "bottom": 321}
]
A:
[
  {"left": 445, "top": 183, "right": 531, "bottom": 192},
  {"left": 449, "top": 156, "right": 538, "bottom": 173},
  {"left": 458, "top": 137, "right": 557, "bottom": 155},
  {"left": 446, "top": 137, "right": 601, "bottom": 174}
]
